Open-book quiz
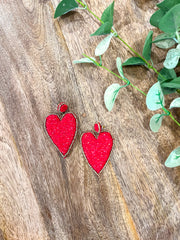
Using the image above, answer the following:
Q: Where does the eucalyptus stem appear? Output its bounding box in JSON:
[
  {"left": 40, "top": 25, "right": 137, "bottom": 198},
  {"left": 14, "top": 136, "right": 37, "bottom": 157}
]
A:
[
  {"left": 169, "top": 113, "right": 180, "bottom": 127},
  {"left": 83, "top": 54, "right": 180, "bottom": 127},
  {"left": 176, "top": 31, "right": 180, "bottom": 43},
  {"left": 83, "top": 54, "right": 147, "bottom": 96},
  {"left": 76, "top": 0, "right": 103, "bottom": 23},
  {"left": 76, "top": 0, "right": 163, "bottom": 77},
  {"left": 76, "top": 0, "right": 180, "bottom": 127}
]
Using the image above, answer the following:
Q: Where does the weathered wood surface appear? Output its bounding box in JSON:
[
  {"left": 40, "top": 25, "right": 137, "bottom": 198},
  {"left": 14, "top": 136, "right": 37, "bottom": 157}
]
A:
[{"left": 0, "top": 0, "right": 180, "bottom": 239}]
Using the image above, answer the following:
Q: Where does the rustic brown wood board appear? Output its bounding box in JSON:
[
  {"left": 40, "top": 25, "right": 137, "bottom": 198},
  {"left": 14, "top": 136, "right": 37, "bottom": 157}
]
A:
[{"left": 0, "top": 0, "right": 180, "bottom": 239}]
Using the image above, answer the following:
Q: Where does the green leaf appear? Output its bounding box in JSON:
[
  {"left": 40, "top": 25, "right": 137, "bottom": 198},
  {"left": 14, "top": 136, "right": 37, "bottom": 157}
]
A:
[
  {"left": 158, "top": 67, "right": 177, "bottom": 83},
  {"left": 153, "top": 33, "right": 176, "bottom": 49},
  {"left": 153, "top": 33, "right": 175, "bottom": 43},
  {"left": 150, "top": 9, "right": 165, "bottom": 28},
  {"left": 122, "top": 57, "right": 146, "bottom": 66},
  {"left": 150, "top": 114, "right": 163, "bottom": 132},
  {"left": 157, "top": 0, "right": 180, "bottom": 12},
  {"left": 160, "top": 87, "right": 177, "bottom": 95},
  {"left": 146, "top": 82, "right": 164, "bottom": 111},
  {"left": 142, "top": 30, "right": 153, "bottom": 61},
  {"left": 169, "top": 97, "right": 180, "bottom": 109},
  {"left": 101, "top": 1, "right": 114, "bottom": 26},
  {"left": 158, "top": 67, "right": 177, "bottom": 94},
  {"left": 116, "top": 57, "right": 124, "bottom": 78},
  {"left": 54, "top": 0, "right": 78, "bottom": 18},
  {"left": 165, "top": 146, "right": 180, "bottom": 168},
  {"left": 95, "top": 34, "right": 113, "bottom": 56},
  {"left": 159, "top": 4, "right": 180, "bottom": 33},
  {"left": 73, "top": 57, "right": 96, "bottom": 64},
  {"left": 154, "top": 39, "right": 176, "bottom": 49},
  {"left": 104, "top": 83, "right": 122, "bottom": 111},
  {"left": 91, "top": 22, "right": 112, "bottom": 36},
  {"left": 161, "top": 76, "right": 180, "bottom": 89},
  {"left": 163, "top": 48, "right": 180, "bottom": 69},
  {"left": 91, "top": 1, "right": 114, "bottom": 37}
]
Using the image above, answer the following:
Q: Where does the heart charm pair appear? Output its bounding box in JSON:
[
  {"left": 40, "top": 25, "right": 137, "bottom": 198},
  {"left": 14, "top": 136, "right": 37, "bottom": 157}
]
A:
[{"left": 45, "top": 103, "right": 113, "bottom": 174}]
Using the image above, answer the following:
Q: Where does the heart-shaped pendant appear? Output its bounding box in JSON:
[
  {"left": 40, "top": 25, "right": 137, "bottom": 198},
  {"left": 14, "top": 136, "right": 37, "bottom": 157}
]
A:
[
  {"left": 45, "top": 103, "right": 77, "bottom": 158},
  {"left": 81, "top": 123, "right": 113, "bottom": 174}
]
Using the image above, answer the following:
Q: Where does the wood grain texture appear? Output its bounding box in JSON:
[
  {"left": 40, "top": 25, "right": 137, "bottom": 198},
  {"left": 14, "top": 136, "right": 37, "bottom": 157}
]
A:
[{"left": 0, "top": 0, "right": 180, "bottom": 239}]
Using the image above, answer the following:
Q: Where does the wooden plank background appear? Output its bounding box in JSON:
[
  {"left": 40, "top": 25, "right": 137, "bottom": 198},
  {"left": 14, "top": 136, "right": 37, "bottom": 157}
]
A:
[{"left": 0, "top": 0, "right": 180, "bottom": 239}]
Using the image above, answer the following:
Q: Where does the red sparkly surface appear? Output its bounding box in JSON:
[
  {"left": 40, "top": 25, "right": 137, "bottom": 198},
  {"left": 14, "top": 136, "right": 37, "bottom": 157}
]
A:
[
  {"left": 45, "top": 113, "right": 77, "bottom": 158},
  {"left": 94, "top": 123, "right": 101, "bottom": 133},
  {"left": 60, "top": 104, "right": 68, "bottom": 113},
  {"left": 81, "top": 132, "right": 113, "bottom": 174}
]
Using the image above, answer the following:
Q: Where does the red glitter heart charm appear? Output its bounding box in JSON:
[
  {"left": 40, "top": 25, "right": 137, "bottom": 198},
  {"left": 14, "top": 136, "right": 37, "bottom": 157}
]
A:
[
  {"left": 81, "top": 123, "right": 113, "bottom": 174},
  {"left": 45, "top": 103, "right": 77, "bottom": 158}
]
